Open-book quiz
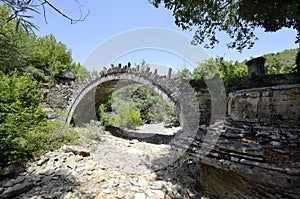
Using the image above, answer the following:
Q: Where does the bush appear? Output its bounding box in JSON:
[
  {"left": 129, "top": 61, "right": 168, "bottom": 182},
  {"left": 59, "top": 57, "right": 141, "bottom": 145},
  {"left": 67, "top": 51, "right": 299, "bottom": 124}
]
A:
[
  {"left": 0, "top": 71, "right": 79, "bottom": 169},
  {"left": 130, "top": 86, "right": 176, "bottom": 124},
  {"left": 74, "top": 120, "right": 105, "bottom": 142},
  {"left": 192, "top": 57, "right": 248, "bottom": 83},
  {"left": 98, "top": 103, "right": 117, "bottom": 127},
  {"left": 98, "top": 85, "right": 176, "bottom": 129}
]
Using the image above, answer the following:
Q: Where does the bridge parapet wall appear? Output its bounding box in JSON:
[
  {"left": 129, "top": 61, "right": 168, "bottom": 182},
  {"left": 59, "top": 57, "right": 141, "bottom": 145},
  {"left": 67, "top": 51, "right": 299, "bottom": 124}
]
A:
[{"left": 183, "top": 84, "right": 300, "bottom": 198}]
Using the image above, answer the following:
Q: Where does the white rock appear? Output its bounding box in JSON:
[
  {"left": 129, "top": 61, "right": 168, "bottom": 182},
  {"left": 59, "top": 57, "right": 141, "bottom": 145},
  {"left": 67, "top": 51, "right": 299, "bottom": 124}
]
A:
[
  {"left": 147, "top": 189, "right": 165, "bottom": 199},
  {"left": 134, "top": 192, "right": 146, "bottom": 199},
  {"left": 151, "top": 180, "right": 165, "bottom": 190},
  {"left": 137, "top": 177, "right": 148, "bottom": 187}
]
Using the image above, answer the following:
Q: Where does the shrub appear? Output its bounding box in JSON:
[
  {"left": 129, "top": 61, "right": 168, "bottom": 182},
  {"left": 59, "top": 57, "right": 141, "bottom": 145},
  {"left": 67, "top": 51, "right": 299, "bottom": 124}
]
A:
[
  {"left": 0, "top": 71, "right": 79, "bottom": 169},
  {"left": 98, "top": 85, "right": 176, "bottom": 129},
  {"left": 74, "top": 120, "right": 105, "bottom": 142}
]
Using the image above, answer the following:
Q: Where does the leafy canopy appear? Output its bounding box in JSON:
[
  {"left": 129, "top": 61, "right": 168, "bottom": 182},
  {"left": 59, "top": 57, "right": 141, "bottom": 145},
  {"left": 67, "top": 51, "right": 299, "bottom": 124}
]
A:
[
  {"left": 150, "top": 0, "right": 300, "bottom": 51},
  {"left": 3, "top": 1, "right": 299, "bottom": 52},
  {"left": 0, "top": 4, "right": 89, "bottom": 82}
]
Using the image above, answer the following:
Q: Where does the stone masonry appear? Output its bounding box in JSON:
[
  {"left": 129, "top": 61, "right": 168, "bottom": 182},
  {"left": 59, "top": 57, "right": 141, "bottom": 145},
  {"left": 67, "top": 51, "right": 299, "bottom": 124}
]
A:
[
  {"left": 45, "top": 64, "right": 300, "bottom": 198},
  {"left": 178, "top": 84, "right": 300, "bottom": 198}
]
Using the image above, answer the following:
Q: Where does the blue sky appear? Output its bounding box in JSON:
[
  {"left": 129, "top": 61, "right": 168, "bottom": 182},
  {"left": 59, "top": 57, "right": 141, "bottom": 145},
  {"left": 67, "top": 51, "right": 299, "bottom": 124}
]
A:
[{"left": 30, "top": 0, "right": 299, "bottom": 71}]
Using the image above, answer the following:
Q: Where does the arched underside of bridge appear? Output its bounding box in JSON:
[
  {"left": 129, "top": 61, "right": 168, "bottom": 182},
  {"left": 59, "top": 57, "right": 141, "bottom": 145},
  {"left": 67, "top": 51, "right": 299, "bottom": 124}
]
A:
[
  {"left": 68, "top": 77, "right": 177, "bottom": 126},
  {"left": 65, "top": 69, "right": 200, "bottom": 131}
]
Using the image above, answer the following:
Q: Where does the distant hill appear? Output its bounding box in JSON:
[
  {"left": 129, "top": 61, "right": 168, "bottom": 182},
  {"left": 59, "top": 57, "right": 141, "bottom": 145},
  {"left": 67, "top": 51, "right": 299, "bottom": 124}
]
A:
[{"left": 262, "top": 48, "right": 299, "bottom": 74}]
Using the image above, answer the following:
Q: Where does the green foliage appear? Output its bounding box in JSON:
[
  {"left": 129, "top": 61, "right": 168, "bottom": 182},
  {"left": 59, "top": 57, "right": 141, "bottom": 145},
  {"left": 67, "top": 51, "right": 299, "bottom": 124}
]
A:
[
  {"left": 0, "top": 5, "right": 29, "bottom": 73},
  {"left": 131, "top": 86, "right": 175, "bottom": 124},
  {"left": 0, "top": 5, "right": 86, "bottom": 169},
  {"left": 110, "top": 87, "right": 145, "bottom": 129},
  {"left": 0, "top": 5, "right": 86, "bottom": 83},
  {"left": 113, "top": 104, "right": 144, "bottom": 129},
  {"left": 128, "top": 106, "right": 144, "bottom": 126},
  {"left": 192, "top": 57, "right": 247, "bottom": 83},
  {"left": 24, "top": 34, "right": 75, "bottom": 82},
  {"left": 239, "top": 0, "right": 300, "bottom": 43},
  {"left": 151, "top": 0, "right": 300, "bottom": 51},
  {"left": 23, "top": 65, "right": 48, "bottom": 82},
  {"left": 0, "top": 71, "right": 79, "bottom": 168},
  {"left": 98, "top": 103, "right": 117, "bottom": 127},
  {"left": 175, "top": 68, "right": 192, "bottom": 79},
  {"left": 98, "top": 85, "right": 176, "bottom": 129},
  {"left": 263, "top": 48, "right": 299, "bottom": 74},
  {"left": 75, "top": 120, "right": 105, "bottom": 142},
  {"left": 72, "top": 62, "right": 90, "bottom": 81}
]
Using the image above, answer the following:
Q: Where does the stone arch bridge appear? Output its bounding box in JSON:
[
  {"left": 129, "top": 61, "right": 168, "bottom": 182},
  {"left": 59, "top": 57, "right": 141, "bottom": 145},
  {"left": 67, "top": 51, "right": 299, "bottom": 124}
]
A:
[
  {"left": 47, "top": 63, "right": 200, "bottom": 131},
  {"left": 45, "top": 64, "right": 300, "bottom": 199}
]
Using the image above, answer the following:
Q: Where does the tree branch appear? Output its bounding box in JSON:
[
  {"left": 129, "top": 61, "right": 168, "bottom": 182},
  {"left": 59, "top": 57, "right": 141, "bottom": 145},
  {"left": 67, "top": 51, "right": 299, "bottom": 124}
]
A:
[
  {"left": 42, "top": 2, "right": 47, "bottom": 24},
  {"left": 41, "top": 0, "right": 90, "bottom": 24}
]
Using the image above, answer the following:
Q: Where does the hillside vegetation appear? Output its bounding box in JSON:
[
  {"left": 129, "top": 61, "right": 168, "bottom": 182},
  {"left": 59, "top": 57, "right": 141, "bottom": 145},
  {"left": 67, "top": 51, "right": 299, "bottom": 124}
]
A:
[
  {"left": 0, "top": 5, "right": 81, "bottom": 170},
  {"left": 178, "top": 48, "right": 300, "bottom": 93},
  {"left": 264, "top": 48, "right": 299, "bottom": 74}
]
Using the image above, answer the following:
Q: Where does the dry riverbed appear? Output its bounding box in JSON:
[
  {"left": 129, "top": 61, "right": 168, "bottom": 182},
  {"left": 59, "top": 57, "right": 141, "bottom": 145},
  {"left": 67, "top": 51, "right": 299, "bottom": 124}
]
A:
[{"left": 0, "top": 123, "right": 214, "bottom": 199}]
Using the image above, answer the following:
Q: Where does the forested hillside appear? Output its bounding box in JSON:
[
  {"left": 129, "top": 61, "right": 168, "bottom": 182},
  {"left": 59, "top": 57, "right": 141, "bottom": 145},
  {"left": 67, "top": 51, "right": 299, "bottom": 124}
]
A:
[
  {"left": 177, "top": 48, "right": 300, "bottom": 93},
  {"left": 263, "top": 48, "right": 299, "bottom": 74},
  {"left": 0, "top": 5, "right": 89, "bottom": 83}
]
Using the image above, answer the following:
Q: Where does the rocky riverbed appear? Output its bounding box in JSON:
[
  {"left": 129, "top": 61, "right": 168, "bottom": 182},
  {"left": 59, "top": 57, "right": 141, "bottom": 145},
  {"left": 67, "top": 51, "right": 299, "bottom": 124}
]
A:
[{"left": 0, "top": 124, "right": 215, "bottom": 199}]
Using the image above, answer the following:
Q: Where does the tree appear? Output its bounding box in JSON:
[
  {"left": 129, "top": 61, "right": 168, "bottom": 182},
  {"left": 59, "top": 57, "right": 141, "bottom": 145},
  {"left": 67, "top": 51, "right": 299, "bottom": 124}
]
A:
[
  {"left": 150, "top": 0, "right": 300, "bottom": 51},
  {"left": 0, "top": 4, "right": 88, "bottom": 83},
  {"left": 263, "top": 48, "right": 299, "bottom": 74},
  {"left": 1, "top": 0, "right": 89, "bottom": 33},
  {"left": 175, "top": 68, "right": 192, "bottom": 79},
  {"left": 25, "top": 34, "right": 74, "bottom": 80},
  {"left": 0, "top": 5, "right": 30, "bottom": 72},
  {"left": 0, "top": 71, "right": 79, "bottom": 168},
  {"left": 192, "top": 57, "right": 247, "bottom": 82}
]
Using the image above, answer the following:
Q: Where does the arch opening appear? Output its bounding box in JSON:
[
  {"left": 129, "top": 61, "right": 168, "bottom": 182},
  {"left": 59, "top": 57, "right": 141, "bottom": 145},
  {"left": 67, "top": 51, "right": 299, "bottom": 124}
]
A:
[
  {"left": 96, "top": 83, "right": 179, "bottom": 130},
  {"left": 67, "top": 74, "right": 181, "bottom": 128}
]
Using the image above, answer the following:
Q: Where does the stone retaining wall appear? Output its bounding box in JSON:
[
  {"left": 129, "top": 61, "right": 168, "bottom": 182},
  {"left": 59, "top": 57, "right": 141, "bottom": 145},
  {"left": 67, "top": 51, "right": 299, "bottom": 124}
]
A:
[
  {"left": 188, "top": 84, "right": 300, "bottom": 198},
  {"left": 228, "top": 84, "right": 300, "bottom": 126}
]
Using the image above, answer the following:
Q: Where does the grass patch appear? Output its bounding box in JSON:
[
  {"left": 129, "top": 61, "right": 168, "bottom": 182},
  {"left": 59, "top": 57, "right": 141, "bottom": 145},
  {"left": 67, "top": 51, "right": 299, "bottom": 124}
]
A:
[{"left": 74, "top": 120, "right": 106, "bottom": 142}]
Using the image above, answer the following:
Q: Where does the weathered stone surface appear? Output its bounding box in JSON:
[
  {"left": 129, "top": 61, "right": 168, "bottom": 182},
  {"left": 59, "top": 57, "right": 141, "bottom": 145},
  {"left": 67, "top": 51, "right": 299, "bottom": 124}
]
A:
[
  {"left": 228, "top": 84, "right": 300, "bottom": 126},
  {"left": 0, "top": 181, "right": 33, "bottom": 199},
  {"left": 180, "top": 84, "right": 300, "bottom": 199},
  {"left": 46, "top": 64, "right": 200, "bottom": 132},
  {"left": 62, "top": 145, "right": 90, "bottom": 157},
  {"left": 44, "top": 64, "right": 300, "bottom": 198}
]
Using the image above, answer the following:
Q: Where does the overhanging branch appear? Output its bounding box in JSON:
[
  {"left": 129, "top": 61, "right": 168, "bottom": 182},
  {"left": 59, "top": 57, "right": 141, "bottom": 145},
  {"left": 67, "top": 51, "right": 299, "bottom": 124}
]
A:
[{"left": 41, "top": 0, "right": 90, "bottom": 24}]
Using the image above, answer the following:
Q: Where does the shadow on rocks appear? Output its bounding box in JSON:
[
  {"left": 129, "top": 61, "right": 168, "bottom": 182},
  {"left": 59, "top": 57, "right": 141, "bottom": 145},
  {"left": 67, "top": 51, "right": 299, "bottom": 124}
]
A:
[
  {"left": 0, "top": 148, "right": 95, "bottom": 199},
  {"left": 150, "top": 155, "right": 209, "bottom": 199},
  {"left": 106, "top": 126, "right": 177, "bottom": 144},
  {"left": 0, "top": 169, "right": 82, "bottom": 199}
]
